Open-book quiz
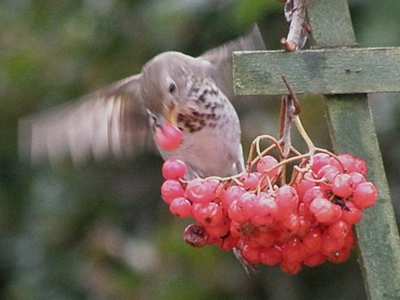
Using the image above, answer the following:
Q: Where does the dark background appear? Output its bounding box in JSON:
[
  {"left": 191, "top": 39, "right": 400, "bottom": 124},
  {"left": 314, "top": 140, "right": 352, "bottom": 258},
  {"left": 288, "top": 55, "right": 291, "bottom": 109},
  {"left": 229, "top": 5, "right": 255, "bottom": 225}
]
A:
[{"left": 1, "top": 0, "right": 399, "bottom": 299}]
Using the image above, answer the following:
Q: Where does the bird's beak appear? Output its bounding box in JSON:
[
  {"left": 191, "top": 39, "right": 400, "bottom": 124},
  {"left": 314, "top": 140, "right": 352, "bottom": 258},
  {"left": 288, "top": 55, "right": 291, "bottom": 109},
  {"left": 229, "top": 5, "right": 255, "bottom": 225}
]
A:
[{"left": 165, "top": 99, "right": 178, "bottom": 125}]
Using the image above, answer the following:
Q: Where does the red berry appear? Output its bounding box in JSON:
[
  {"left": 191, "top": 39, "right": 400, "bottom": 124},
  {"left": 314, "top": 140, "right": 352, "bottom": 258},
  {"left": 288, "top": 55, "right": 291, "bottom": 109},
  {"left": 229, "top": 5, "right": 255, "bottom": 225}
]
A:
[
  {"left": 155, "top": 122, "right": 182, "bottom": 151},
  {"left": 330, "top": 154, "right": 355, "bottom": 173},
  {"left": 304, "top": 252, "right": 326, "bottom": 267},
  {"left": 280, "top": 260, "right": 302, "bottom": 275},
  {"left": 281, "top": 238, "right": 307, "bottom": 264},
  {"left": 161, "top": 179, "right": 184, "bottom": 204},
  {"left": 279, "top": 213, "right": 301, "bottom": 236},
  {"left": 257, "top": 155, "right": 280, "bottom": 177},
  {"left": 204, "top": 221, "right": 230, "bottom": 238},
  {"left": 228, "top": 201, "right": 249, "bottom": 223},
  {"left": 216, "top": 234, "right": 240, "bottom": 251},
  {"left": 192, "top": 202, "right": 224, "bottom": 226},
  {"left": 275, "top": 185, "right": 299, "bottom": 218},
  {"left": 220, "top": 185, "right": 246, "bottom": 212},
  {"left": 354, "top": 158, "right": 367, "bottom": 176},
  {"left": 185, "top": 178, "right": 215, "bottom": 203},
  {"left": 352, "top": 182, "right": 378, "bottom": 208},
  {"left": 162, "top": 157, "right": 187, "bottom": 179},
  {"left": 235, "top": 192, "right": 258, "bottom": 220},
  {"left": 251, "top": 230, "right": 278, "bottom": 247},
  {"left": 311, "top": 153, "right": 331, "bottom": 174},
  {"left": 169, "top": 197, "right": 192, "bottom": 218},
  {"left": 327, "top": 247, "right": 350, "bottom": 263},
  {"left": 229, "top": 220, "right": 244, "bottom": 237},
  {"left": 349, "top": 172, "right": 366, "bottom": 189},
  {"left": 330, "top": 204, "right": 343, "bottom": 224},
  {"left": 332, "top": 173, "right": 353, "bottom": 198},
  {"left": 251, "top": 192, "right": 278, "bottom": 227},
  {"left": 296, "top": 176, "right": 315, "bottom": 199},
  {"left": 341, "top": 201, "right": 362, "bottom": 225},
  {"left": 309, "top": 197, "right": 335, "bottom": 223},
  {"left": 302, "top": 227, "right": 323, "bottom": 254},
  {"left": 297, "top": 215, "right": 312, "bottom": 237},
  {"left": 317, "top": 165, "right": 340, "bottom": 180},
  {"left": 327, "top": 220, "right": 348, "bottom": 239},
  {"left": 260, "top": 246, "right": 282, "bottom": 266},
  {"left": 344, "top": 228, "right": 356, "bottom": 249},
  {"left": 241, "top": 245, "right": 262, "bottom": 265},
  {"left": 321, "top": 233, "right": 345, "bottom": 256},
  {"left": 302, "top": 186, "right": 326, "bottom": 207},
  {"left": 240, "top": 172, "right": 260, "bottom": 190}
]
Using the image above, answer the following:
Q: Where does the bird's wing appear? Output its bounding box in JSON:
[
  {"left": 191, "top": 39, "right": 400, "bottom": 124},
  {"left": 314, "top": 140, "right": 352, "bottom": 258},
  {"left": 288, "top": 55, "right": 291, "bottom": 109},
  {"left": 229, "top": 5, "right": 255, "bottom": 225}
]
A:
[
  {"left": 19, "top": 74, "right": 154, "bottom": 166},
  {"left": 200, "top": 24, "right": 265, "bottom": 102}
]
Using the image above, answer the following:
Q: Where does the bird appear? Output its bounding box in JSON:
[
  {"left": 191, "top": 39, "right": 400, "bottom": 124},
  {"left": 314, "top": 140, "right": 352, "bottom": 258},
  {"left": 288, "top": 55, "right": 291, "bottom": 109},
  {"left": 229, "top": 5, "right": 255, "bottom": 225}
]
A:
[{"left": 18, "top": 25, "right": 265, "bottom": 179}]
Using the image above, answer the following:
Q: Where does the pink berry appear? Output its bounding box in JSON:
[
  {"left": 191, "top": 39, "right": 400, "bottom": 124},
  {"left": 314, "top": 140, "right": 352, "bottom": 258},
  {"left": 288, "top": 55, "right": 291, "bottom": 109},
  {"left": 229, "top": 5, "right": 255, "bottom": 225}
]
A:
[
  {"left": 161, "top": 179, "right": 184, "bottom": 204},
  {"left": 251, "top": 230, "right": 278, "bottom": 247},
  {"left": 348, "top": 172, "right": 366, "bottom": 189},
  {"left": 220, "top": 185, "right": 246, "bottom": 212},
  {"left": 241, "top": 244, "right": 262, "bottom": 265},
  {"left": 204, "top": 221, "right": 230, "bottom": 238},
  {"left": 257, "top": 155, "right": 280, "bottom": 177},
  {"left": 162, "top": 157, "right": 187, "bottom": 179},
  {"left": 155, "top": 122, "right": 182, "bottom": 151},
  {"left": 327, "top": 246, "right": 350, "bottom": 263},
  {"left": 275, "top": 185, "right": 299, "bottom": 217},
  {"left": 279, "top": 213, "right": 301, "bottom": 235},
  {"left": 169, "top": 197, "right": 192, "bottom": 218},
  {"left": 311, "top": 153, "right": 331, "bottom": 174},
  {"left": 302, "top": 186, "right": 327, "bottom": 207},
  {"left": 280, "top": 260, "right": 302, "bottom": 275},
  {"left": 332, "top": 173, "right": 353, "bottom": 198},
  {"left": 239, "top": 172, "right": 260, "bottom": 190},
  {"left": 330, "top": 154, "right": 355, "bottom": 173},
  {"left": 316, "top": 165, "right": 340, "bottom": 180},
  {"left": 352, "top": 182, "right": 378, "bottom": 208},
  {"left": 354, "top": 158, "right": 367, "bottom": 176},
  {"left": 251, "top": 192, "right": 278, "bottom": 227},
  {"left": 185, "top": 178, "right": 215, "bottom": 203},
  {"left": 341, "top": 201, "right": 363, "bottom": 225},
  {"left": 321, "top": 233, "right": 345, "bottom": 256},
  {"left": 302, "top": 227, "right": 323, "bottom": 254},
  {"left": 304, "top": 252, "right": 326, "bottom": 267},
  {"left": 309, "top": 197, "right": 335, "bottom": 223},
  {"left": 281, "top": 238, "right": 307, "bottom": 264},
  {"left": 296, "top": 176, "right": 315, "bottom": 199},
  {"left": 327, "top": 220, "right": 348, "bottom": 239},
  {"left": 260, "top": 246, "right": 282, "bottom": 266},
  {"left": 235, "top": 192, "right": 258, "bottom": 220},
  {"left": 192, "top": 202, "right": 224, "bottom": 227}
]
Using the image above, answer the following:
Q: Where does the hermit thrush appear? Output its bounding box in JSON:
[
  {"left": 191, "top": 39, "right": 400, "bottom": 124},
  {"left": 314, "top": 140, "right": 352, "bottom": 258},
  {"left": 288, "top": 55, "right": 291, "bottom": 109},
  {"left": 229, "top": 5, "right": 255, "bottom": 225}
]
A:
[{"left": 19, "top": 25, "right": 265, "bottom": 179}]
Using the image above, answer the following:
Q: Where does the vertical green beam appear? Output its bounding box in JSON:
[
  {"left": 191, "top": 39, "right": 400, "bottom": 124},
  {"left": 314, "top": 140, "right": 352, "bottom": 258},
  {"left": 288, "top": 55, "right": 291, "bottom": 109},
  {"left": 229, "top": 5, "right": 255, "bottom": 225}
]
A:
[{"left": 307, "top": 1, "right": 400, "bottom": 299}]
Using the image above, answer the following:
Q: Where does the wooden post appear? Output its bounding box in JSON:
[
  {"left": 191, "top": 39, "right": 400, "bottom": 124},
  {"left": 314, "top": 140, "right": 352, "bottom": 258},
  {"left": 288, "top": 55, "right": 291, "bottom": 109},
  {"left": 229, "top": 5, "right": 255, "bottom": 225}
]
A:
[{"left": 233, "top": 0, "right": 400, "bottom": 298}]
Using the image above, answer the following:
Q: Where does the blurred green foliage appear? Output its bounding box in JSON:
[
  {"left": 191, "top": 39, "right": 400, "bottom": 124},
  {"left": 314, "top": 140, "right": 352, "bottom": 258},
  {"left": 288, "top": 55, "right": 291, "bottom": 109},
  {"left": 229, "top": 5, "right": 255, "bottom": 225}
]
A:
[{"left": 1, "top": 0, "right": 400, "bottom": 299}]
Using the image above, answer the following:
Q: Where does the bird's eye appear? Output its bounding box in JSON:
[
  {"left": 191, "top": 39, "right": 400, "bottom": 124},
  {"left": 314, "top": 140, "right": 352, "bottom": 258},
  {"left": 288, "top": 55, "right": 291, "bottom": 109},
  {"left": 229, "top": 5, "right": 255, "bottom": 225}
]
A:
[{"left": 169, "top": 82, "right": 176, "bottom": 93}]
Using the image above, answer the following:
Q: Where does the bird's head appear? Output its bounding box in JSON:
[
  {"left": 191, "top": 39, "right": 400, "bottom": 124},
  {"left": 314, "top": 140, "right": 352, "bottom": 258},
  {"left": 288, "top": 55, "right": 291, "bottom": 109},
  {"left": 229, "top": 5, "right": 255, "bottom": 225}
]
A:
[{"left": 140, "top": 51, "right": 212, "bottom": 126}]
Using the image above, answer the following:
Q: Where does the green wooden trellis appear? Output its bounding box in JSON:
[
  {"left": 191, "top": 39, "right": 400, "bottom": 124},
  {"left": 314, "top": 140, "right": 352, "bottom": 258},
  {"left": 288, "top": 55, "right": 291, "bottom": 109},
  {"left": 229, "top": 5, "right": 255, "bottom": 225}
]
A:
[{"left": 233, "top": 0, "right": 400, "bottom": 299}]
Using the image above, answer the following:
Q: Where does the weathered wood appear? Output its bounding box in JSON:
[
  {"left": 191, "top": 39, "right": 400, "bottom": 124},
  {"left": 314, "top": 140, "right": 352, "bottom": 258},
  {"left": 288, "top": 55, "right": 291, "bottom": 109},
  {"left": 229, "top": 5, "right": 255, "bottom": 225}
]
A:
[
  {"left": 308, "top": 1, "right": 400, "bottom": 299},
  {"left": 233, "top": 48, "right": 400, "bottom": 95},
  {"left": 233, "top": 0, "right": 400, "bottom": 298},
  {"left": 324, "top": 95, "right": 400, "bottom": 300}
]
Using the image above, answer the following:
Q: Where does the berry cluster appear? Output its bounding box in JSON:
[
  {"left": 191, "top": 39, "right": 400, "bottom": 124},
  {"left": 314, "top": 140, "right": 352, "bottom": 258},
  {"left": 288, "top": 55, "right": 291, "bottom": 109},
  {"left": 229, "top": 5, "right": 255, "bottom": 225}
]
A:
[{"left": 160, "top": 152, "right": 377, "bottom": 274}]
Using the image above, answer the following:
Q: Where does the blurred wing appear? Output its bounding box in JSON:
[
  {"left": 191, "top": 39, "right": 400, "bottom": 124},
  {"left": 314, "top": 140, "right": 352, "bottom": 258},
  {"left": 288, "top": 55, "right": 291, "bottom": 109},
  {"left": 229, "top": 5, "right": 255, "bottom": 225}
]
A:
[
  {"left": 19, "top": 74, "right": 154, "bottom": 166},
  {"left": 200, "top": 24, "right": 265, "bottom": 102}
]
